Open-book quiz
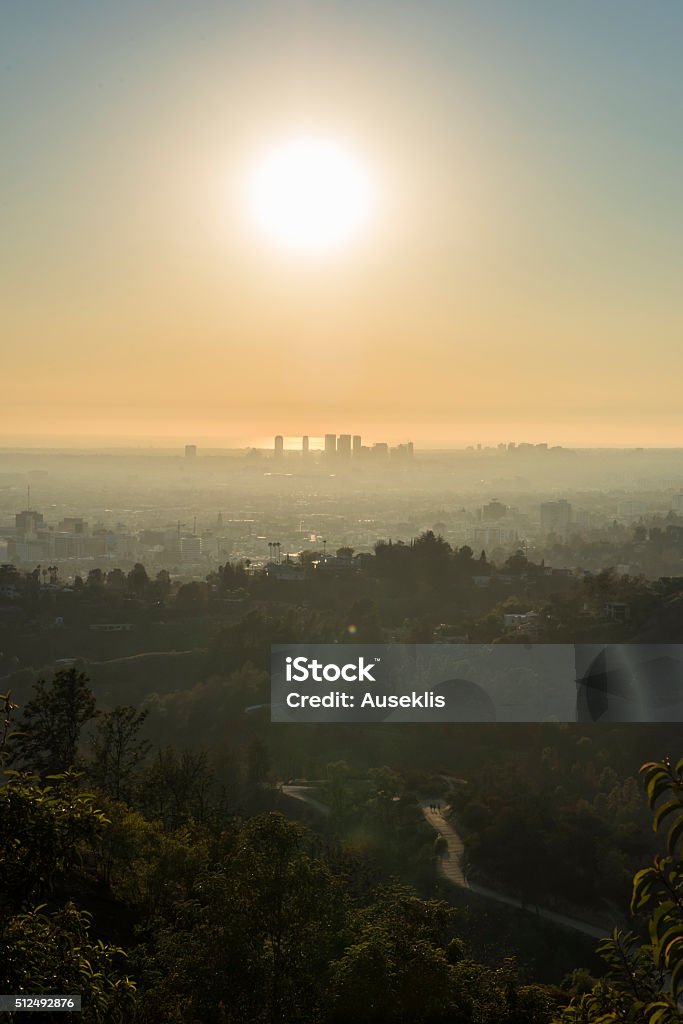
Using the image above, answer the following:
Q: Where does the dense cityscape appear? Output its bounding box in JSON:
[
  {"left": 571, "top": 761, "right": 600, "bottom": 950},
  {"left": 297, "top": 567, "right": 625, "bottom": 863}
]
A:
[{"left": 3, "top": 443, "right": 683, "bottom": 585}]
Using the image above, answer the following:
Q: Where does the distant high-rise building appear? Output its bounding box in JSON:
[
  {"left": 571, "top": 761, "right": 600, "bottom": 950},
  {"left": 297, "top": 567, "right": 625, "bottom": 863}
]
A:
[
  {"left": 15, "top": 510, "right": 44, "bottom": 536},
  {"left": 540, "top": 500, "right": 572, "bottom": 532},
  {"left": 372, "top": 443, "right": 389, "bottom": 457},
  {"left": 474, "top": 525, "right": 519, "bottom": 546},
  {"left": 180, "top": 535, "right": 202, "bottom": 559},
  {"left": 58, "top": 517, "right": 87, "bottom": 534},
  {"left": 185, "top": 444, "right": 197, "bottom": 458},
  {"left": 324, "top": 434, "right": 337, "bottom": 456},
  {"left": 274, "top": 435, "right": 284, "bottom": 457},
  {"left": 352, "top": 435, "right": 362, "bottom": 454},
  {"left": 482, "top": 500, "right": 507, "bottom": 521},
  {"left": 337, "top": 434, "right": 351, "bottom": 456},
  {"left": 302, "top": 435, "right": 309, "bottom": 454},
  {"left": 391, "top": 442, "right": 414, "bottom": 460}
]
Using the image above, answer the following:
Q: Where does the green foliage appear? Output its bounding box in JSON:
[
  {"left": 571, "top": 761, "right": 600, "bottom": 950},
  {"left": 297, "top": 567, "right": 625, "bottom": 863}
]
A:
[
  {"left": 318, "top": 761, "right": 434, "bottom": 879},
  {"left": 88, "top": 705, "right": 150, "bottom": 802},
  {"left": 137, "top": 813, "right": 347, "bottom": 1023},
  {"left": 127, "top": 562, "right": 150, "bottom": 594},
  {"left": 10, "top": 669, "right": 97, "bottom": 777},
  {"left": 454, "top": 736, "right": 650, "bottom": 908},
  {"left": 92, "top": 798, "right": 211, "bottom": 919},
  {"left": 0, "top": 772, "right": 108, "bottom": 919},
  {"left": 331, "top": 894, "right": 558, "bottom": 1024},
  {"left": 0, "top": 690, "right": 19, "bottom": 761},
  {"left": 555, "top": 757, "right": 683, "bottom": 1023},
  {"left": 141, "top": 663, "right": 268, "bottom": 750},
  {"left": 2, "top": 729, "right": 568, "bottom": 1024},
  {"left": 137, "top": 747, "right": 223, "bottom": 829},
  {"left": 209, "top": 607, "right": 337, "bottom": 674},
  {"left": 561, "top": 967, "right": 598, "bottom": 997},
  {"left": 0, "top": 767, "right": 137, "bottom": 1022},
  {"left": 0, "top": 903, "right": 136, "bottom": 1024},
  {"left": 330, "top": 885, "right": 457, "bottom": 1023},
  {"left": 175, "top": 581, "right": 209, "bottom": 610}
]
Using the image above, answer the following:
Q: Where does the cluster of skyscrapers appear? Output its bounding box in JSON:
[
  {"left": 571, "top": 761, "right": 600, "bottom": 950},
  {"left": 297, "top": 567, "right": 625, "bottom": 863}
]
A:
[{"left": 273, "top": 435, "right": 414, "bottom": 460}]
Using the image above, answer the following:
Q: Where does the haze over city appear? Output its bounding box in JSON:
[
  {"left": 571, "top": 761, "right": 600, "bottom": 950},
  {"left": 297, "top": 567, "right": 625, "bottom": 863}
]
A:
[
  {"left": 6, "top": 5, "right": 683, "bottom": 1021},
  {"left": 3, "top": 1, "right": 682, "bottom": 448}
]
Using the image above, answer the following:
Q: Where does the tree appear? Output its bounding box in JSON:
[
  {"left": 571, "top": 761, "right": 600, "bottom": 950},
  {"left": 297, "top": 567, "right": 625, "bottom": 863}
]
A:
[
  {"left": 505, "top": 550, "right": 529, "bottom": 572},
  {"left": 139, "top": 748, "right": 219, "bottom": 829},
  {"left": 329, "top": 885, "right": 460, "bottom": 1023},
  {"left": 0, "top": 771, "right": 108, "bottom": 918},
  {"left": 212, "top": 561, "right": 247, "bottom": 593},
  {"left": 11, "top": 669, "right": 97, "bottom": 777},
  {"left": 556, "top": 756, "right": 683, "bottom": 1023},
  {"left": 233, "top": 814, "right": 345, "bottom": 1022},
  {"left": 86, "top": 567, "right": 104, "bottom": 590},
  {"left": 127, "top": 562, "right": 149, "bottom": 594},
  {"left": 0, "top": 771, "right": 137, "bottom": 1021},
  {"left": 106, "top": 567, "right": 127, "bottom": 591},
  {"left": 412, "top": 531, "right": 453, "bottom": 589},
  {"left": 154, "top": 568, "right": 172, "bottom": 599},
  {"left": 323, "top": 760, "right": 355, "bottom": 820},
  {"left": 89, "top": 705, "right": 150, "bottom": 802},
  {"left": 175, "top": 581, "right": 209, "bottom": 610},
  {"left": 345, "top": 598, "right": 383, "bottom": 643},
  {"left": 0, "top": 691, "right": 18, "bottom": 762},
  {"left": 139, "top": 814, "right": 345, "bottom": 1024},
  {"left": 1, "top": 904, "right": 137, "bottom": 1023}
]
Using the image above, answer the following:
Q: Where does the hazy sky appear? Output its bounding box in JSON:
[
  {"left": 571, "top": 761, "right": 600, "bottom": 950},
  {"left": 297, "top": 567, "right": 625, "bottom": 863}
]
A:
[{"left": 2, "top": 1, "right": 682, "bottom": 447}]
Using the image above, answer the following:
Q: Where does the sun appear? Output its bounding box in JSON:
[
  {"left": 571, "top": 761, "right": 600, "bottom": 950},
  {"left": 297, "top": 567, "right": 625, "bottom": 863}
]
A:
[{"left": 246, "top": 136, "right": 374, "bottom": 253}]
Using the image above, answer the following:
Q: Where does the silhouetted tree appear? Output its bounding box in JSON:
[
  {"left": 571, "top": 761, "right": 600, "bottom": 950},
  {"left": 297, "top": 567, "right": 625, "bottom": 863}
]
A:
[
  {"left": 11, "top": 669, "right": 97, "bottom": 777},
  {"left": 127, "top": 562, "right": 149, "bottom": 594},
  {"left": 89, "top": 705, "right": 150, "bottom": 802},
  {"left": 106, "top": 567, "right": 127, "bottom": 591},
  {"left": 86, "top": 567, "right": 104, "bottom": 590}
]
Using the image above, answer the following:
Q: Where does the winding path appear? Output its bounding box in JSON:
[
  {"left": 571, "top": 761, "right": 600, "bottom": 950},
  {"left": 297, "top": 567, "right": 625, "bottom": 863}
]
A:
[
  {"left": 424, "top": 804, "right": 470, "bottom": 888},
  {"left": 422, "top": 803, "right": 608, "bottom": 940},
  {"left": 281, "top": 783, "right": 609, "bottom": 940}
]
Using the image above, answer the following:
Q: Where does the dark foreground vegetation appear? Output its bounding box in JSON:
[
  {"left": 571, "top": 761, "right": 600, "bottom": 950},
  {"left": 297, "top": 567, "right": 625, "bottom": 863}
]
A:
[
  {"left": 2, "top": 542, "right": 683, "bottom": 1021},
  {"left": 2, "top": 668, "right": 683, "bottom": 1023}
]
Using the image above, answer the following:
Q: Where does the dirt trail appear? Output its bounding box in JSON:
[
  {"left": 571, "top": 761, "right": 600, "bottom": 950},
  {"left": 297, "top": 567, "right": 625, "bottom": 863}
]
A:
[{"left": 421, "top": 803, "right": 607, "bottom": 940}]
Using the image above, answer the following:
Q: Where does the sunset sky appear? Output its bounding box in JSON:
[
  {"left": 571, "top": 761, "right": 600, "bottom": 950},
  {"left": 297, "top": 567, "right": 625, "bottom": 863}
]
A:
[{"left": 2, "top": 1, "right": 682, "bottom": 447}]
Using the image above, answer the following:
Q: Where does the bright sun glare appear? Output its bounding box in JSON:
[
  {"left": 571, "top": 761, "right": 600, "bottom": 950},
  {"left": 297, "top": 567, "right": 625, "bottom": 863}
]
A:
[{"left": 246, "top": 136, "right": 374, "bottom": 253}]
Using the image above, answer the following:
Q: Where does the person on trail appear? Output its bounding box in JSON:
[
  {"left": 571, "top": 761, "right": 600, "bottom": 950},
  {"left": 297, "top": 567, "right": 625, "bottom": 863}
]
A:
[{"left": 434, "top": 834, "right": 448, "bottom": 860}]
